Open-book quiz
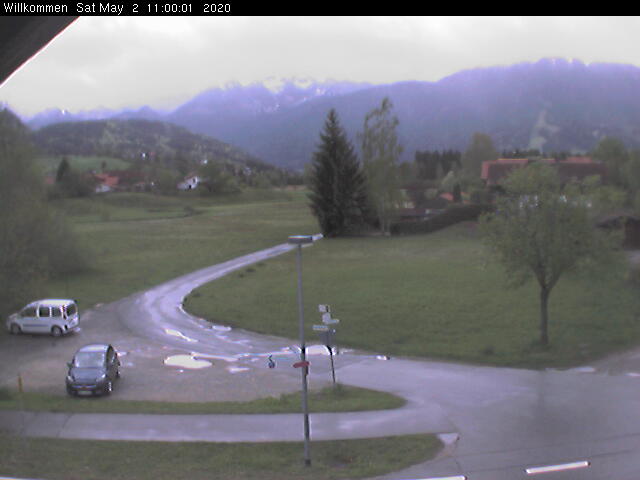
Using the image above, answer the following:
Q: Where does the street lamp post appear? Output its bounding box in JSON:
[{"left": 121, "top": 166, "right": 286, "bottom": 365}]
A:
[{"left": 288, "top": 234, "right": 314, "bottom": 467}]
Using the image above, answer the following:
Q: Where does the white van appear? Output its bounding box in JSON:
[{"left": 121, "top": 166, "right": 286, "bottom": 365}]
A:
[{"left": 6, "top": 299, "right": 80, "bottom": 337}]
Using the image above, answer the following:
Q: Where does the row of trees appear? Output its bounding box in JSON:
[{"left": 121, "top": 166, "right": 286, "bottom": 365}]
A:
[
  {"left": 0, "top": 109, "right": 89, "bottom": 318},
  {"left": 308, "top": 98, "right": 404, "bottom": 237}
]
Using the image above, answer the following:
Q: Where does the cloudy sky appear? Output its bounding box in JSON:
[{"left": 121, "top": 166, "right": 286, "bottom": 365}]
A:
[{"left": 2, "top": 16, "right": 640, "bottom": 117}]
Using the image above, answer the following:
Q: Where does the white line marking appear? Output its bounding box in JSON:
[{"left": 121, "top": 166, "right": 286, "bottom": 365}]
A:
[
  {"left": 525, "top": 460, "right": 590, "bottom": 475},
  {"left": 412, "top": 476, "right": 466, "bottom": 480}
]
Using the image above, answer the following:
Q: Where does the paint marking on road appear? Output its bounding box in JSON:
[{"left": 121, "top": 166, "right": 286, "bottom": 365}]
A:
[
  {"left": 525, "top": 460, "right": 590, "bottom": 475},
  {"left": 409, "top": 476, "right": 466, "bottom": 480}
]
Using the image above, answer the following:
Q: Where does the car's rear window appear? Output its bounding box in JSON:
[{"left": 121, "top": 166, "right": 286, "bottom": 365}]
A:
[{"left": 74, "top": 352, "right": 104, "bottom": 368}]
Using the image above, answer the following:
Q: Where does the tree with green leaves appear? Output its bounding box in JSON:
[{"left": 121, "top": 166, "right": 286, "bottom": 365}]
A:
[
  {"left": 359, "top": 98, "right": 403, "bottom": 235},
  {"left": 462, "top": 132, "right": 498, "bottom": 177},
  {"left": 479, "top": 163, "right": 620, "bottom": 345},
  {"left": 198, "top": 161, "right": 240, "bottom": 195},
  {"left": 308, "top": 109, "right": 369, "bottom": 237},
  {"left": 0, "top": 109, "right": 89, "bottom": 318},
  {"left": 592, "top": 137, "right": 628, "bottom": 187}
]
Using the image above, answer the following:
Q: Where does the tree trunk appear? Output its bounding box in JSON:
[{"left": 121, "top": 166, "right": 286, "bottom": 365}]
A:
[{"left": 539, "top": 286, "right": 550, "bottom": 345}]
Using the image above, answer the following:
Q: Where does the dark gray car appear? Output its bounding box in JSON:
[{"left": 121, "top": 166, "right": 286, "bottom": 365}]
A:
[{"left": 66, "top": 344, "right": 120, "bottom": 396}]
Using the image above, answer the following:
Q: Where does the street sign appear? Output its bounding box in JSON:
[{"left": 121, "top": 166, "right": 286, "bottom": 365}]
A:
[
  {"left": 293, "top": 360, "right": 310, "bottom": 368},
  {"left": 313, "top": 324, "right": 329, "bottom": 332},
  {"left": 323, "top": 317, "right": 340, "bottom": 325},
  {"left": 318, "top": 304, "right": 330, "bottom": 313}
]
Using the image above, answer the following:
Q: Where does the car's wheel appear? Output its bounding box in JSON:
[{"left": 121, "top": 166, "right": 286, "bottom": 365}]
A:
[
  {"left": 104, "top": 380, "right": 113, "bottom": 395},
  {"left": 51, "top": 326, "right": 63, "bottom": 337},
  {"left": 10, "top": 323, "right": 21, "bottom": 335}
]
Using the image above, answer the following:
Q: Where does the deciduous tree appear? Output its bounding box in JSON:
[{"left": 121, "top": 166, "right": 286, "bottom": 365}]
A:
[
  {"left": 479, "top": 163, "right": 619, "bottom": 345},
  {"left": 359, "top": 98, "right": 403, "bottom": 235}
]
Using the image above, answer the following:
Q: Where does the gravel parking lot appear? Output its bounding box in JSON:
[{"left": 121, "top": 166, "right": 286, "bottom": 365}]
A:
[{"left": 0, "top": 300, "right": 312, "bottom": 403}]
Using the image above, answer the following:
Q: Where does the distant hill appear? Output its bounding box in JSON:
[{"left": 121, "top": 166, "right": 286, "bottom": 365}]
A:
[
  {"left": 24, "top": 59, "right": 640, "bottom": 170},
  {"left": 165, "top": 59, "right": 640, "bottom": 170},
  {"left": 31, "top": 118, "right": 277, "bottom": 173}
]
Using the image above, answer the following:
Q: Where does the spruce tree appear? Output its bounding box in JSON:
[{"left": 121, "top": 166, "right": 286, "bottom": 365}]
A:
[{"left": 308, "top": 109, "right": 368, "bottom": 237}]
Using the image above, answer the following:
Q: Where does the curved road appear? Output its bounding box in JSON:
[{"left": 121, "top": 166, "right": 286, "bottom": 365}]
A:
[{"left": 4, "top": 240, "right": 640, "bottom": 479}]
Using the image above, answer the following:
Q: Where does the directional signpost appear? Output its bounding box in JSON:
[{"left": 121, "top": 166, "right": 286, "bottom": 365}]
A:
[{"left": 315, "top": 304, "right": 340, "bottom": 386}]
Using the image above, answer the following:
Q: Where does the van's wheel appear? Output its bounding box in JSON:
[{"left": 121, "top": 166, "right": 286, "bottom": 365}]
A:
[
  {"left": 10, "top": 324, "right": 21, "bottom": 335},
  {"left": 51, "top": 326, "right": 63, "bottom": 337}
]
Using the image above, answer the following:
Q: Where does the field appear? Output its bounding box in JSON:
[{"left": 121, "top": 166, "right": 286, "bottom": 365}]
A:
[
  {"left": 36, "top": 155, "right": 132, "bottom": 176},
  {"left": 185, "top": 221, "right": 640, "bottom": 368},
  {"left": 22, "top": 189, "right": 640, "bottom": 369},
  {"left": 39, "top": 189, "right": 317, "bottom": 310},
  {"left": 0, "top": 433, "right": 442, "bottom": 480}
]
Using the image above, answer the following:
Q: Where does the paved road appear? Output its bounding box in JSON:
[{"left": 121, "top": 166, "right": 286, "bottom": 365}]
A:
[{"left": 4, "top": 239, "right": 640, "bottom": 479}]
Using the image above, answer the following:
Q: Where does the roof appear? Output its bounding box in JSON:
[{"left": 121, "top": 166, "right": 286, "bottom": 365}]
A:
[
  {"left": 32, "top": 298, "right": 76, "bottom": 307},
  {"left": 94, "top": 173, "right": 119, "bottom": 188},
  {"left": 78, "top": 344, "right": 110, "bottom": 353}
]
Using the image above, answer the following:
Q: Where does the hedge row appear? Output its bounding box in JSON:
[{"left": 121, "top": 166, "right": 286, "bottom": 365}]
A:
[{"left": 390, "top": 204, "right": 494, "bottom": 235}]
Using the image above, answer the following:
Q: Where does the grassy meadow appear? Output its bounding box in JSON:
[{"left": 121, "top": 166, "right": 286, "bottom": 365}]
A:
[
  {"left": 37, "top": 155, "right": 132, "bottom": 176},
  {"left": 0, "top": 433, "right": 442, "bottom": 480},
  {"left": 39, "top": 189, "right": 318, "bottom": 311},
  {"left": 185, "top": 221, "right": 640, "bottom": 369},
  {"left": 17, "top": 187, "right": 640, "bottom": 369}
]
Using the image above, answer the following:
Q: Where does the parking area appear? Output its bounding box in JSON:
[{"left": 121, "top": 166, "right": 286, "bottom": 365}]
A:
[{"left": 0, "top": 300, "right": 307, "bottom": 403}]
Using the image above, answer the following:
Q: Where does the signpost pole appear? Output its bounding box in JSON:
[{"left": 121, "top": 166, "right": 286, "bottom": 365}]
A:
[
  {"left": 289, "top": 235, "right": 314, "bottom": 468},
  {"left": 328, "top": 345, "right": 336, "bottom": 386}
]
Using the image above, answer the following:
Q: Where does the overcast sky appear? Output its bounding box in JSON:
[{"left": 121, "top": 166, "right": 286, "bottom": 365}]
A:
[{"left": 3, "top": 16, "right": 640, "bottom": 117}]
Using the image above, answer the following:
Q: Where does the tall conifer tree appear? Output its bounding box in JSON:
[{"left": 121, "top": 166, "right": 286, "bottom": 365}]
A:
[{"left": 308, "top": 109, "right": 368, "bottom": 237}]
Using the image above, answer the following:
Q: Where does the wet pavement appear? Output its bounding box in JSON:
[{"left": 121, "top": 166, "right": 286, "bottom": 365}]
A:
[{"left": 3, "top": 241, "right": 640, "bottom": 480}]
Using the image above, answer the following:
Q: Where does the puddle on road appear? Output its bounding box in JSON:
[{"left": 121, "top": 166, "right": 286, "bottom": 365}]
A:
[
  {"left": 164, "top": 328, "right": 198, "bottom": 343},
  {"left": 227, "top": 366, "right": 250, "bottom": 374},
  {"left": 568, "top": 366, "right": 596, "bottom": 373},
  {"left": 164, "top": 354, "right": 212, "bottom": 369},
  {"left": 211, "top": 325, "right": 232, "bottom": 332},
  {"left": 190, "top": 352, "right": 239, "bottom": 363}
]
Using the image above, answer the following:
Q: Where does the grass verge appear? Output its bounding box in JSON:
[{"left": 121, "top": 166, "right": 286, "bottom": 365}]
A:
[
  {"left": 0, "top": 384, "right": 405, "bottom": 414},
  {"left": 0, "top": 433, "right": 442, "bottom": 480},
  {"left": 185, "top": 222, "right": 640, "bottom": 369}
]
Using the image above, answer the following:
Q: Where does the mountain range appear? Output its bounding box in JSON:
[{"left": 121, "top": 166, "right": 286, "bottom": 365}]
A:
[{"left": 22, "top": 59, "right": 640, "bottom": 171}]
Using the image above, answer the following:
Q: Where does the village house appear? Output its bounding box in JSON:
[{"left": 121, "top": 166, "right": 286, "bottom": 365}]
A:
[{"left": 177, "top": 173, "right": 201, "bottom": 190}]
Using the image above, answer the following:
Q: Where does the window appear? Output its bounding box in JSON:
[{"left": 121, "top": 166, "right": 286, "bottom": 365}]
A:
[
  {"left": 74, "top": 352, "right": 104, "bottom": 368},
  {"left": 66, "top": 303, "right": 77, "bottom": 316},
  {"left": 38, "top": 306, "right": 50, "bottom": 317},
  {"left": 20, "top": 307, "right": 36, "bottom": 317},
  {"left": 51, "top": 307, "right": 62, "bottom": 317}
]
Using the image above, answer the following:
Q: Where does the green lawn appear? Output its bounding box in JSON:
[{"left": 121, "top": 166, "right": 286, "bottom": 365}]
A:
[
  {"left": 0, "top": 384, "right": 405, "bottom": 414},
  {"left": 0, "top": 433, "right": 442, "bottom": 480},
  {"left": 185, "top": 222, "right": 640, "bottom": 369},
  {"left": 37, "top": 155, "right": 132, "bottom": 176},
  {"left": 38, "top": 190, "right": 317, "bottom": 311}
]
